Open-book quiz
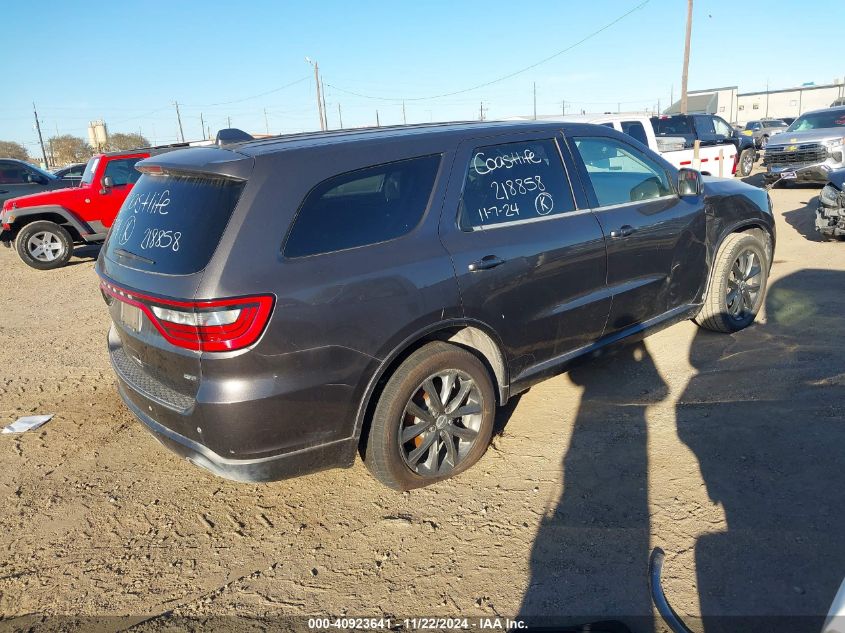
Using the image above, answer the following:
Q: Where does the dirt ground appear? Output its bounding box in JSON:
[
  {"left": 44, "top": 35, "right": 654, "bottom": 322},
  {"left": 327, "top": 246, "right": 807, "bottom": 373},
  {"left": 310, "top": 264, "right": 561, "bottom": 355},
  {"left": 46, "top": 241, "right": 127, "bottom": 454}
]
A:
[{"left": 1, "top": 172, "right": 844, "bottom": 633}]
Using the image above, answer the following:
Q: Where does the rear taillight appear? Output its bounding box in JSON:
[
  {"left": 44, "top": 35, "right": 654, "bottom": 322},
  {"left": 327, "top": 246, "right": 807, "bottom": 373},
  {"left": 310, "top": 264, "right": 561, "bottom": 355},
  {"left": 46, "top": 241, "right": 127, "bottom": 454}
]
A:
[{"left": 100, "top": 280, "right": 274, "bottom": 352}]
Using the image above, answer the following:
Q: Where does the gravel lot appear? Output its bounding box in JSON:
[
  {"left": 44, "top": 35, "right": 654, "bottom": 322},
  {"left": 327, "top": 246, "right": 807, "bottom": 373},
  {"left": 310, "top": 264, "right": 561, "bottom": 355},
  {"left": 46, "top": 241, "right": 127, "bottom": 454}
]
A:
[{"left": 1, "top": 173, "right": 843, "bottom": 632}]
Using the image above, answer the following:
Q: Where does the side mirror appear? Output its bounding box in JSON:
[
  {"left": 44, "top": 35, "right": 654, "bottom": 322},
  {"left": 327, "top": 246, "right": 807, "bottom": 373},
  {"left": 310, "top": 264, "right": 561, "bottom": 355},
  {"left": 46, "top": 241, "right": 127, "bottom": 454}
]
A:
[
  {"left": 715, "top": 134, "right": 728, "bottom": 142},
  {"left": 26, "top": 173, "right": 47, "bottom": 185},
  {"left": 677, "top": 168, "right": 702, "bottom": 197},
  {"left": 101, "top": 176, "right": 114, "bottom": 190}
]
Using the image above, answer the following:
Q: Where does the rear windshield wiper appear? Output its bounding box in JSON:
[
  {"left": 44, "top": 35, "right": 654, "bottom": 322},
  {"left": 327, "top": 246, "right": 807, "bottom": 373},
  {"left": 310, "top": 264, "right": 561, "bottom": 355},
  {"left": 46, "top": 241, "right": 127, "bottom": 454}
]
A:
[{"left": 114, "top": 248, "right": 155, "bottom": 265}]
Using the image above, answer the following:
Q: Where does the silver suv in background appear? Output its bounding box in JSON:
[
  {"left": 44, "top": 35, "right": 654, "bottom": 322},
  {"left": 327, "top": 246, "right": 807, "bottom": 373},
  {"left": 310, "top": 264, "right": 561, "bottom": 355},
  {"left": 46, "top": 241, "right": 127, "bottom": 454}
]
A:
[
  {"left": 763, "top": 106, "right": 845, "bottom": 185},
  {"left": 741, "top": 119, "right": 788, "bottom": 148}
]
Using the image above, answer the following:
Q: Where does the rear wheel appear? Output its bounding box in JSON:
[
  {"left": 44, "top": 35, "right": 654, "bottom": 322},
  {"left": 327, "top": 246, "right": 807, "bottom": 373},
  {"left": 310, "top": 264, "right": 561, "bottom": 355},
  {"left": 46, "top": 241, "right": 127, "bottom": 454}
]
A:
[
  {"left": 364, "top": 342, "right": 496, "bottom": 490},
  {"left": 15, "top": 221, "right": 73, "bottom": 270},
  {"left": 694, "top": 232, "right": 769, "bottom": 333}
]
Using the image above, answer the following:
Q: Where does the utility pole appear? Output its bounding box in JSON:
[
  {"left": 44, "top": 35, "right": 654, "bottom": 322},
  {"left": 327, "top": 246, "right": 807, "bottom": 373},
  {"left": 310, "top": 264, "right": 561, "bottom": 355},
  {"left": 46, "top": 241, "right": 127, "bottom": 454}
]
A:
[
  {"left": 321, "top": 78, "right": 328, "bottom": 129},
  {"left": 200, "top": 112, "right": 205, "bottom": 139},
  {"left": 338, "top": 103, "right": 343, "bottom": 129},
  {"left": 402, "top": 101, "right": 407, "bottom": 125},
  {"left": 173, "top": 101, "right": 185, "bottom": 142},
  {"left": 562, "top": 100, "right": 565, "bottom": 116},
  {"left": 680, "top": 0, "right": 693, "bottom": 114},
  {"left": 306, "top": 58, "right": 326, "bottom": 131},
  {"left": 376, "top": 110, "right": 380, "bottom": 127},
  {"left": 533, "top": 82, "right": 537, "bottom": 120},
  {"left": 32, "top": 103, "right": 48, "bottom": 168},
  {"left": 264, "top": 108, "right": 270, "bottom": 135},
  {"left": 227, "top": 116, "right": 232, "bottom": 128},
  {"left": 479, "top": 101, "right": 484, "bottom": 121},
  {"left": 765, "top": 79, "right": 770, "bottom": 117},
  {"left": 617, "top": 102, "right": 621, "bottom": 114}
]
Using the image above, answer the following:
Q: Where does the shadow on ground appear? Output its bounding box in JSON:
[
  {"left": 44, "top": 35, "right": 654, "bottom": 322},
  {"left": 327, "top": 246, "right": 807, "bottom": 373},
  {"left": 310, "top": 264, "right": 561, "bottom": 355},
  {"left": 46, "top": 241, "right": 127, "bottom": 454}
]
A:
[
  {"left": 678, "top": 269, "right": 845, "bottom": 633},
  {"left": 519, "top": 269, "right": 845, "bottom": 633}
]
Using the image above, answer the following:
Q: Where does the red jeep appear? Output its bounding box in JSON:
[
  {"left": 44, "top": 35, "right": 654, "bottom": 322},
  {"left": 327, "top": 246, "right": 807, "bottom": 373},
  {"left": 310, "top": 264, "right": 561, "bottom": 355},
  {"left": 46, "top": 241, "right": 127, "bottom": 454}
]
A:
[{"left": 0, "top": 147, "right": 180, "bottom": 269}]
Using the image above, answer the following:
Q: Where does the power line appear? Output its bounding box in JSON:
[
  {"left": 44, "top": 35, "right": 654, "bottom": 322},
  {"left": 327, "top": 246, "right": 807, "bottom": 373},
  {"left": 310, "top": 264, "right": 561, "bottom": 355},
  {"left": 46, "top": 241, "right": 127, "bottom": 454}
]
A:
[
  {"left": 325, "top": 0, "right": 649, "bottom": 102},
  {"left": 180, "top": 75, "right": 310, "bottom": 108}
]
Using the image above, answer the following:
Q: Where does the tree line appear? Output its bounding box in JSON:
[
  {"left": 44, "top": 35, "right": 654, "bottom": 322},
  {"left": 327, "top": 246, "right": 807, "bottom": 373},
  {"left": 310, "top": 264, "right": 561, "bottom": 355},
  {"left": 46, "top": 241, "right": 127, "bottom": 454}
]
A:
[{"left": 0, "top": 132, "right": 151, "bottom": 167}]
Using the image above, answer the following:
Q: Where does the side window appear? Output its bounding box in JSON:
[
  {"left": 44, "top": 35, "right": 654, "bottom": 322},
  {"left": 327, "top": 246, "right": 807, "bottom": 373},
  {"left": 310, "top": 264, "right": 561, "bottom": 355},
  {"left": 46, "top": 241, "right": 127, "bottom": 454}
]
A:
[
  {"left": 621, "top": 120, "right": 649, "bottom": 146},
  {"left": 695, "top": 116, "right": 716, "bottom": 137},
  {"left": 104, "top": 158, "right": 142, "bottom": 186},
  {"left": 573, "top": 136, "right": 674, "bottom": 207},
  {"left": 284, "top": 155, "right": 441, "bottom": 258},
  {"left": 0, "top": 162, "right": 28, "bottom": 185},
  {"left": 713, "top": 117, "right": 733, "bottom": 137},
  {"left": 460, "top": 139, "right": 575, "bottom": 230}
]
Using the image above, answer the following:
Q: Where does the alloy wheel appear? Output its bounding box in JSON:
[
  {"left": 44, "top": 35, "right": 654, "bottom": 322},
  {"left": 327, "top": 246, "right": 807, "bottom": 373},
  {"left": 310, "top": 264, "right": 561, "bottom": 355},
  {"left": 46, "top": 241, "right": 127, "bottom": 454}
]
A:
[
  {"left": 741, "top": 151, "right": 753, "bottom": 175},
  {"left": 27, "top": 231, "right": 63, "bottom": 262},
  {"left": 398, "top": 370, "right": 483, "bottom": 477},
  {"left": 726, "top": 249, "right": 762, "bottom": 320}
]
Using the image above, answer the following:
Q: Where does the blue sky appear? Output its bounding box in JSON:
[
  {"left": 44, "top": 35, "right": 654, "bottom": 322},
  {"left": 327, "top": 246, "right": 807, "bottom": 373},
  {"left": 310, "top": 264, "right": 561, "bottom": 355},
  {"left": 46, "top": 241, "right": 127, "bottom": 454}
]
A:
[{"left": 4, "top": 0, "right": 841, "bottom": 154}]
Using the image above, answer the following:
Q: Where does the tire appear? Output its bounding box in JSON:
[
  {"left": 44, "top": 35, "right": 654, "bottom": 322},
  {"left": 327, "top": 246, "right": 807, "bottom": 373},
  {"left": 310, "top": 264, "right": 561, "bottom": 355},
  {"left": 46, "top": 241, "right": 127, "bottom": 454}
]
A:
[
  {"left": 364, "top": 341, "right": 496, "bottom": 490},
  {"left": 14, "top": 221, "right": 73, "bottom": 270},
  {"left": 694, "top": 231, "right": 770, "bottom": 333},
  {"left": 737, "top": 148, "right": 755, "bottom": 177}
]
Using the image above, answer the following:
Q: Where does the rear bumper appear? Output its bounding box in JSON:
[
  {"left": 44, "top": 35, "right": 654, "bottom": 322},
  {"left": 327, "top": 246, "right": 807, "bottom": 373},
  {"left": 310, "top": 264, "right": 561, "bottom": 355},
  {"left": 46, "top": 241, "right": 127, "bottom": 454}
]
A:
[
  {"left": 107, "top": 324, "right": 362, "bottom": 482},
  {"left": 117, "top": 383, "right": 357, "bottom": 482}
]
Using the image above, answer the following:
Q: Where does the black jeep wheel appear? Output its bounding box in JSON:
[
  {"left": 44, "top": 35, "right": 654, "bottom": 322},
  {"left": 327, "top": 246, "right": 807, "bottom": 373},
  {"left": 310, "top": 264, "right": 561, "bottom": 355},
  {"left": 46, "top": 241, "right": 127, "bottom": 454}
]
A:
[
  {"left": 15, "top": 221, "right": 73, "bottom": 270},
  {"left": 364, "top": 342, "right": 496, "bottom": 490}
]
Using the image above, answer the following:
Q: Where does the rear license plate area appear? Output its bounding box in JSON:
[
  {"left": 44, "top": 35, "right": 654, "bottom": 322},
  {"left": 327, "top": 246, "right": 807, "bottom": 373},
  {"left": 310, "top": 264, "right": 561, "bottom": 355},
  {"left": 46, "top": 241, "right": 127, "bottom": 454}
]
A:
[{"left": 120, "top": 302, "right": 144, "bottom": 333}]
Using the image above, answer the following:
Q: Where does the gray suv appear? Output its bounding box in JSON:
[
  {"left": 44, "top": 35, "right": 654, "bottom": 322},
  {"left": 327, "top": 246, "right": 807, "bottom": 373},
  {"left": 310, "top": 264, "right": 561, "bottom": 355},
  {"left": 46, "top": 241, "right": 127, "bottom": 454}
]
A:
[{"left": 96, "top": 122, "right": 775, "bottom": 490}]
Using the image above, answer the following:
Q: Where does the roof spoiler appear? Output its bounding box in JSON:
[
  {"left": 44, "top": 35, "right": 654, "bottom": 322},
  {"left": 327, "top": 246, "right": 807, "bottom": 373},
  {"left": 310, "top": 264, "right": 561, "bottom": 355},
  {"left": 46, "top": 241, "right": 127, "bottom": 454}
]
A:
[{"left": 215, "top": 128, "right": 254, "bottom": 146}]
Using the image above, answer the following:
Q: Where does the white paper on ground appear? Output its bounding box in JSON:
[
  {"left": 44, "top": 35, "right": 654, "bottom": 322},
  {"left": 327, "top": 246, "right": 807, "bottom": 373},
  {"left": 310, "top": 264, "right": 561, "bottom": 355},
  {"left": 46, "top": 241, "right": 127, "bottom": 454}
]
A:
[{"left": 2, "top": 414, "right": 54, "bottom": 434}]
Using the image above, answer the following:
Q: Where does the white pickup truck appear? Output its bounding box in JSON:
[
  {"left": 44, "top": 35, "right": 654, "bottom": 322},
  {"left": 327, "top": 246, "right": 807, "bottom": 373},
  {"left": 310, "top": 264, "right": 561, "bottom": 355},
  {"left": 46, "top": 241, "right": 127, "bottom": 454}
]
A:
[{"left": 558, "top": 113, "right": 749, "bottom": 177}]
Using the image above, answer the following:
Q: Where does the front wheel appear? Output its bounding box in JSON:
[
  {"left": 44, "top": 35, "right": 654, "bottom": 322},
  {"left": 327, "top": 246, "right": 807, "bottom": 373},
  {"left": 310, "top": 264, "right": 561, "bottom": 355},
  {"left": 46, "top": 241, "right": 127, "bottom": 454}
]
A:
[
  {"left": 14, "top": 221, "right": 73, "bottom": 270},
  {"left": 364, "top": 342, "right": 496, "bottom": 490},
  {"left": 737, "top": 148, "right": 755, "bottom": 177},
  {"left": 694, "top": 232, "right": 770, "bottom": 333}
]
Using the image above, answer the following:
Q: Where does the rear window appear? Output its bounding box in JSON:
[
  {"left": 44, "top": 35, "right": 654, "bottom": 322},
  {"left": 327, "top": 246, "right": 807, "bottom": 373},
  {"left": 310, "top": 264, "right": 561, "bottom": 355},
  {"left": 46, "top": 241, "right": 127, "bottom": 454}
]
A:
[
  {"left": 284, "top": 155, "right": 441, "bottom": 258},
  {"left": 105, "top": 174, "right": 244, "bottom": 275},
  {"left": 652, "top": 117, "right": 693, "bottom": 135}
]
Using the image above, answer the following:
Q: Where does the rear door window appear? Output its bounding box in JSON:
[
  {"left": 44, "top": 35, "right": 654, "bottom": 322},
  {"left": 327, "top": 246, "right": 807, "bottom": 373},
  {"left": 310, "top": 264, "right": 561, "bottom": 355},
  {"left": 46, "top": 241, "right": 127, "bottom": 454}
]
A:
[
  {"left": 284, "top": 155, "right": 441, "bottom": 258},
  {"left": 459, "top": 139, "right": 576, "bottom": 230},
  {"left": 105, "top": 174, "right": 245, "bottom": 275}
]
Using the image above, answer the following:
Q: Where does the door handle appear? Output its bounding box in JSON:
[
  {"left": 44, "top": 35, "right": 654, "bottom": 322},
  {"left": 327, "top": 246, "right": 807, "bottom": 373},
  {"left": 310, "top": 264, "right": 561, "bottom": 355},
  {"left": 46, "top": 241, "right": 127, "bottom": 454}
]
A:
[
  {"left": 468, "top": 255, "right": 506, "bottom": 272},
  {"left": 609, "top": 225, "right": 635, "bottom": 239}
]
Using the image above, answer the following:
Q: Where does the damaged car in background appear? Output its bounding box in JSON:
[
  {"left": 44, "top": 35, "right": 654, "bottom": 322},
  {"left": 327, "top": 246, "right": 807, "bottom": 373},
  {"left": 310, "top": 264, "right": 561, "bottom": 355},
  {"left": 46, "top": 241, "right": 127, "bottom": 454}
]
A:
[{"left": 817, "top": 169, "right": 845, "bottom": 241}]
